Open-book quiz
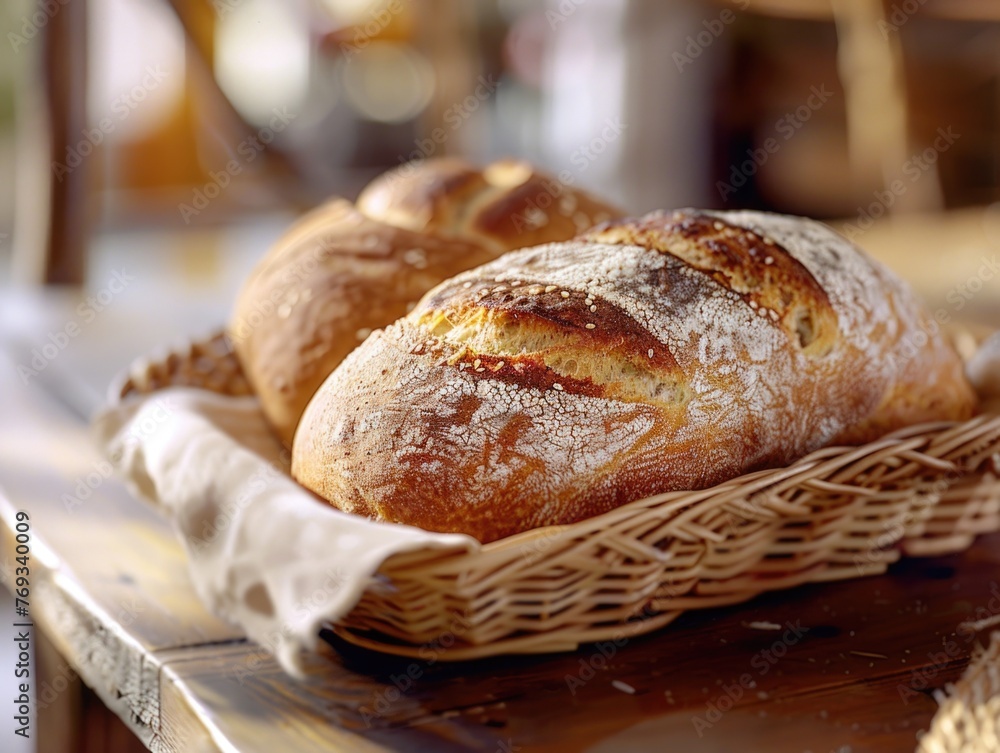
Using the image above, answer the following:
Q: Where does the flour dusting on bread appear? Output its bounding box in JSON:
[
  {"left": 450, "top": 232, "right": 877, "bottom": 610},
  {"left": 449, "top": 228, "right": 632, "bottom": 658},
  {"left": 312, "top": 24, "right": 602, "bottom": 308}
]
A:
[{"left": 292, "top": 210, "right": 977, "bottom": 542}]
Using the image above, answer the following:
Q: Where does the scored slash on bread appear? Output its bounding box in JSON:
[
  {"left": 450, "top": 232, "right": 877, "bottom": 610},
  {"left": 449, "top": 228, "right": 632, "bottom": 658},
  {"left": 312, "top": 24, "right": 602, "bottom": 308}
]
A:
[
  {"left": 292, "top": 209, "right": 977, "bottom": 543},
  {"left": 358, "top": 159, "right": 619, "bottom": 251},
  {"left": 229, "top": 158, "right": 623, "bottom": 446}
]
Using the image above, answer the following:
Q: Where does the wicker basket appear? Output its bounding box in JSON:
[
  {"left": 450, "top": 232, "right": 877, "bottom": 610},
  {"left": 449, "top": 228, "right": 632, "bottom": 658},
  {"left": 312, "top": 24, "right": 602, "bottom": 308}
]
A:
[{"left": 115, "top": 331, "right": 1000, "bottom": 660}]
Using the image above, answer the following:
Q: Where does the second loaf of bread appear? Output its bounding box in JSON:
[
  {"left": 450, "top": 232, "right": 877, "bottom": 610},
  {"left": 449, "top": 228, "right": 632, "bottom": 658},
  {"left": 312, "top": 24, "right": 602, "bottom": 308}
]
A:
[
  {"left": 230, "top": 158, "right": 621, "bottom": 446},
  {"left": 292, "top": 210, "right": 977, "bottom": 542}
]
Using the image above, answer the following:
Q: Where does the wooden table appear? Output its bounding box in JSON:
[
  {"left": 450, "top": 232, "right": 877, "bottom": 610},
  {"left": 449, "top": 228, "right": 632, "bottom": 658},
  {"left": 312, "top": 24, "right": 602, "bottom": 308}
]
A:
[{"left": 1, "top": 211, "right": 999, "bottom": 752}]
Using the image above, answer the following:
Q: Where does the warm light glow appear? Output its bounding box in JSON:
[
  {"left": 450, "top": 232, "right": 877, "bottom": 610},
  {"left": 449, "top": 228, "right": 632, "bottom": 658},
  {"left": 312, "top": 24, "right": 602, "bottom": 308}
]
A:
[
  {"left": 215, "top": 0, "right": 311, "bottom": 127},
  {"left": 319, "top": 0, "right": 386, "bottom": 24},
  {"left": 338, "top": 42, "right": 433, "bottom": 123},
  {"left": 87, "top": 0, "right": 186, "bottom": 141}
]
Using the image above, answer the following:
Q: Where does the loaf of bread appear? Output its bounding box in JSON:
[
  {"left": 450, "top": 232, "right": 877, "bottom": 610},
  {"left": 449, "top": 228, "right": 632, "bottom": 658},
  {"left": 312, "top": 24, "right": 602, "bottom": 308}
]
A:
[
  {"left": 292, "top": 209, "right": 977, "bottom": 542},
  {"left": 230, "top": 158, "right": 621, "bottom": 445}
]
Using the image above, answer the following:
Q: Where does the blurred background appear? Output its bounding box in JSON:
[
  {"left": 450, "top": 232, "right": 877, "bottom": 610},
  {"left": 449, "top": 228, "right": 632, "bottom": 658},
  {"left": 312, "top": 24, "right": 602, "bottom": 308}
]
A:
[
  {"left": 0, "top": 0, "right": 998, "bottom": 406},
  {"left": 0, "top": 2, "right": 999, "bottom": 749}
]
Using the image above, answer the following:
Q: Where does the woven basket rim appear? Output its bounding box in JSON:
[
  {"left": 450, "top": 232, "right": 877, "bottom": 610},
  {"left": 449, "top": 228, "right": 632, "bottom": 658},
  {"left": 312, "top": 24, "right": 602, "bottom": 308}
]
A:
[
  {"left": 373, "top": 413, "right": 999, "bottom": 565},
  {"left": 108, "top": 327, "right": 1000, "bottom": 660}
]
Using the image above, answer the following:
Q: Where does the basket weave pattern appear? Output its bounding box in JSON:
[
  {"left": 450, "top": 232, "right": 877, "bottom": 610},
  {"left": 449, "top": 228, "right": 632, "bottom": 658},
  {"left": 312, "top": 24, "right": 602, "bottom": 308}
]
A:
[{"left": 115, "top": 332, "right": 1000, "bottom": 659}]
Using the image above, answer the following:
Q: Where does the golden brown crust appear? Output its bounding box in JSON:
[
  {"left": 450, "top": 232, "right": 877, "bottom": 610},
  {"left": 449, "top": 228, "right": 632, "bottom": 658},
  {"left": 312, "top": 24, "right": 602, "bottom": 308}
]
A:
[
  {"left": 357, "top": 158, "right": 619, "bottom": 251},
  {"left": 581, "top": 212, "right": 840, "bottom": 356},
  {"left": 230, "top": 158, "right": 623, "bottom": 445},
  {"left": 292, "top": 209, "right": 978, "bottom": 542},
  {"left": 230, "top": 199, "right": 498, "bottom": 445},
  {"left": 356, "top": 158, "right": 491, "bottom": 235}
]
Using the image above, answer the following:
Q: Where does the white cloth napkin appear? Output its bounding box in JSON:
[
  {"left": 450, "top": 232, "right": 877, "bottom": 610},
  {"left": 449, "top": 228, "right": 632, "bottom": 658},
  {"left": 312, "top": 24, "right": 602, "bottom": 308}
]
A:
[{"left": 93, "top": 388, "right": 478, "bottom": 676}]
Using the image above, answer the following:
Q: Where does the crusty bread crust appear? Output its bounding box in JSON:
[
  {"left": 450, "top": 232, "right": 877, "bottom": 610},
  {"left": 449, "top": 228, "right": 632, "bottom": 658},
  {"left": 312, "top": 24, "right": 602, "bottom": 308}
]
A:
[
  {"left": 358, "top": 158, "right": 619, "bottom": 252},
  {"left": 230, "top": 158, "right": 622, "bottom": 445},
  {"left": 292, "top": 209, "right": 977, "bottom": 543}
]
